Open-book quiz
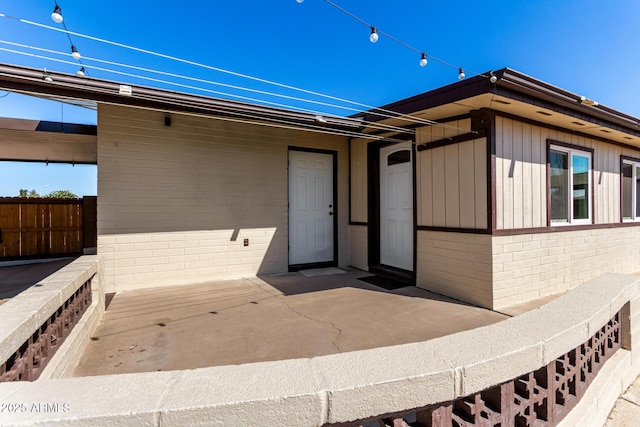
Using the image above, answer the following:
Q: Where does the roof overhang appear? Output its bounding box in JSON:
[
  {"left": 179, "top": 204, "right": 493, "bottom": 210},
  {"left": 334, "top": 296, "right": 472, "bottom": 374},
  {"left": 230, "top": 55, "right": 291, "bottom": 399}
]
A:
[
  {"left": 0, "top": 117, "right": 96, "bottom": 135},
  {"left": 0, "top": 63, "right": 363, "bottom": 135},
  {"left": 358, "top": 68, "right": 640, "bottom": 147}
]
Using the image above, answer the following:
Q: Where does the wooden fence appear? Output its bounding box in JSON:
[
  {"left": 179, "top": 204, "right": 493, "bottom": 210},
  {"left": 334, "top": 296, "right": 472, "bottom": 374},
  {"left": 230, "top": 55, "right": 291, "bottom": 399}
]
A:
[{"left": 0, "top": 197, "right": 96, "bottom": 259}]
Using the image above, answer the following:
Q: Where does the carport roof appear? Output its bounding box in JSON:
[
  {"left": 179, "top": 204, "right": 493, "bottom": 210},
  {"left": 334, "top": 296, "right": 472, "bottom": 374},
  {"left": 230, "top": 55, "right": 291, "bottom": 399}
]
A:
[{"left": 0, "top": 117, "right": 96, "bottom": 135}]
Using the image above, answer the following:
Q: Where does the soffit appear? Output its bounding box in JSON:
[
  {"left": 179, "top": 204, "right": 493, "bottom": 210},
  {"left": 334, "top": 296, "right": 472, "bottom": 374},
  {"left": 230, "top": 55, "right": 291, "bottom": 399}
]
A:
[{"left": 365, "top": 93, "right": 640, "bottom": 149}]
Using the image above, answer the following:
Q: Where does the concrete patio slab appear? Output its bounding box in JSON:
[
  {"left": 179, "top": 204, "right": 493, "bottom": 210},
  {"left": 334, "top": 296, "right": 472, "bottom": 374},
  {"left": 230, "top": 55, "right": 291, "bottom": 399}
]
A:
[
  {"left": 606, "top": 379, "right": 640, "bottom": 427},
  {"left": 73, "top": 269, "right": 508, "bottom": 376}
]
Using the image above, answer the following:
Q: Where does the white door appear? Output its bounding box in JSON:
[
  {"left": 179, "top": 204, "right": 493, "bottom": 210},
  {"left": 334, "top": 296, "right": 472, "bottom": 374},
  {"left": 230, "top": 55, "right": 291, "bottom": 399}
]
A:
[
  {"left": 380, "top": 143, "right": 414, "bottom": 271},
  {"left": 288, "top": 150, "right": 334, "bottom": 265}
]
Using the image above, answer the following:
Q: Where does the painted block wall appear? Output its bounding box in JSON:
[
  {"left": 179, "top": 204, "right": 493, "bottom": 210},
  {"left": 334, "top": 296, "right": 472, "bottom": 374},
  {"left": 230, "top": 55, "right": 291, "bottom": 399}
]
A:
[
  {"left": 493, "top": 227, "right": 640, "bottom": 309},
  {"left": 417, "top": 227, "right": 640, "bottom": 311},
  {"left": 417, "top": 137, "right": 487, "bottom": 229},
  {"left": 416, "top": 230, "right": 493, "bottom": 308},
  {"left": 97, "top": 104, "right": 349, "bottom": 292}
]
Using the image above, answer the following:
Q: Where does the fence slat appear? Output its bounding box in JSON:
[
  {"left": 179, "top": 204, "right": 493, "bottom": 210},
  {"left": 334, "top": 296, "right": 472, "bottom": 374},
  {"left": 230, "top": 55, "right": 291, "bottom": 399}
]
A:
[{"left": 0, "top": 198, "right": 84, "bottom": 259}]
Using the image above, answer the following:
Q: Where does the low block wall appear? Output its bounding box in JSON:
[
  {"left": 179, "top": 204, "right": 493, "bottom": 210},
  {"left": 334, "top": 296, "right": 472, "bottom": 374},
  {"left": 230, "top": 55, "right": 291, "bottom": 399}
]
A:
[
  {"left": 0, "top": 256, "right": 105, "bottom": 382},
  {"left": 0, "top": 273, "right": 638, "bottom": 426}
]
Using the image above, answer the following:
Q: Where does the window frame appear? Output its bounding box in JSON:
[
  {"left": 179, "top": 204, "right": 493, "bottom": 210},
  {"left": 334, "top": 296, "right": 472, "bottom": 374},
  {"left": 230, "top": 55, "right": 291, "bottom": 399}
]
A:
[
  {"left": 547, "top": 141, "right": 593, "bottom": 226},
  {"left": 621, "top": 156, "right": 640, "bottom": 222}
]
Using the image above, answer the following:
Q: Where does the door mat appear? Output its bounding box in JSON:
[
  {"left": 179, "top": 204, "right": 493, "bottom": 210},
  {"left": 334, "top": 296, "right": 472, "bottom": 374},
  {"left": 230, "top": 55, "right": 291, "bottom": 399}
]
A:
[
  {"left": 299, "top": 267, "right": 346, "bottom": 278},
  {"left": 357, "top": 275, "right": 409, "bottom": 291}
]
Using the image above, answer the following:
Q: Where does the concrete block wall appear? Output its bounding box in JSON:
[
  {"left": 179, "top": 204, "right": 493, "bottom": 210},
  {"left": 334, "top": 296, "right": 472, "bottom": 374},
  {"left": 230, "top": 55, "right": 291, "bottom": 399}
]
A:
[
  {"left": 97, "top": 104, "right": 349, "bottom": 293},
  {"left": 416, "top": 230, "right": 493, "bottom": 308},
  {"left": 559, "top": 292, "right": 640, "bottom": 426},
  {"left": 493, "top": 227, "right": 640, "bottom": 309},
  {"left": 99, "top": 228, "right": 284, "bottom": 293},
  {"left": 40, "top": 257, "right": 105, "bottom": 379},
  {"left": 0, "top": 256, "right": 104, "bottom": 381}
]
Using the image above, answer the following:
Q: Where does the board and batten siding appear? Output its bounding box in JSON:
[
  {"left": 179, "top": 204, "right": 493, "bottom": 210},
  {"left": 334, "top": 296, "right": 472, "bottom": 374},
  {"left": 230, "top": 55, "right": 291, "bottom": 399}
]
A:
[
  {"left": 416, "top": 119, "right": 488, "bottom": 230},
  {"left": 413, "top": 119, "right": 491, "bottom": 308},
  {"left": 416, "top": 119, "right": 472, "bottom": 144},
  {"left": 97, "top": 104, "right": 349, "bottom": 293},
  {"left": 349, "top": 138, "right": 368, "bottom": 224},
  {"left": 417, "top": 137, "right": 487, "bottom": 229},
  {"left": 494, "top": 116, "right": 640, "bottom": 229}
]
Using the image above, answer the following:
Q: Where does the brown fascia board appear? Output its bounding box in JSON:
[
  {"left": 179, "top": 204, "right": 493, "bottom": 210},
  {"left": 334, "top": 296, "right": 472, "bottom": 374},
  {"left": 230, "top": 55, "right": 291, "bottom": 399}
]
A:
[
  {"left": 496, "top": 68, "right": 640, "bottom": 136},
  {"left": 358, "top": 67, "right": 640, "bottom": 138},
  {"left": 354, "top": 71, "right": 495, "bottom": 123},
  {"left": 0, "top": 63, "right": 363, "bottom": 133}
]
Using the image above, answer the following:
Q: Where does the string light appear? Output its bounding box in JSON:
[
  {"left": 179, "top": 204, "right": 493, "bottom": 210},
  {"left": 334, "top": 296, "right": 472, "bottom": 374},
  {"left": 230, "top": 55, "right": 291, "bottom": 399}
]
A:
[
  {"left": 0, "top": 14, "right": 480, "bottom": 135},
  {"left": 369, "top": 26, "right": 379, "bottom": 43},
  {"left": 71, "top": 45, "right": 81, "bottom": 60},
  {"left": 0, "top": 17, "right": 473, "bottom": 131},
  {"left": 314, "top": 0, "right": 489, "bottom": 81},
  {"left": 0, "top": 40, "right": 413, "bottom": 134},
  {"left": 0, "top": 45, "right": 425, "bottom": 137},
  {"left": 0, "top": 43, "right": 480, "bottom": 140},
  {"left": 42, "top": 68, "right": 53, "bottom": 82},
  {"left": 420, "top": 52, "right": 428, "bottom": 67},
  {"left": 49, "top": 3, "right": 88, "bottom": 76},
  {"left": 76, "top": 66, "right": 85, "bottom": 77},
  {"left": 458, "top": 68, "right": 465, "bottom": 80},
  {"left": 50, "top": 5, "right": 62, "bottom": 23}
]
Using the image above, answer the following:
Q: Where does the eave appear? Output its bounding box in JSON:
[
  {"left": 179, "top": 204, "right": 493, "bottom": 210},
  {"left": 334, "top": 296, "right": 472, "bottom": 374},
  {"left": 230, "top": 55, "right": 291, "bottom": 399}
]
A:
[
  {"left": 0, "top": 63, "right": 363, "bottom": 134},
  {"left": 358, "top": 68, "right": 640, "bottom": 144}
]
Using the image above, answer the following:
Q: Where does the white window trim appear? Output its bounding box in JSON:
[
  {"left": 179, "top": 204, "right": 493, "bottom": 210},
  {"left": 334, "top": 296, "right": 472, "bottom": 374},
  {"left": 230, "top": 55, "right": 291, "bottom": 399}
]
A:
[
  {"left": 622, "top": 159, "right": 640, "bottom": 222},
  {"left": 550, "top": 144, "right": 592, "bottom": 226}
]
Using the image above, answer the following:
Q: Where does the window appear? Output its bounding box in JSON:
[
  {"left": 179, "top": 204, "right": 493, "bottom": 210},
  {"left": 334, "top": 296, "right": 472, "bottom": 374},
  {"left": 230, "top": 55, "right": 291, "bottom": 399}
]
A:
[
  {"left": 549, "top": 144, "right": 592, "bottom": 225},
  {"left": 622, "top": 159, "right": 640, "bottom": 221},
  {"left": 387, "top": 149, "right": 411, "bottom": 166}
]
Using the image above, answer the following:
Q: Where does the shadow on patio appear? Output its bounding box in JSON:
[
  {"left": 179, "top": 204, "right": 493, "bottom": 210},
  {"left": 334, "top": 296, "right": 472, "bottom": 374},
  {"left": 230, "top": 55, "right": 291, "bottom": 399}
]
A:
[
  {"left": 73, "top": 267, "right": 509, "bottom": 377},
  {"left": 0, "top": 257, "right": 76, "bottom": 304}
]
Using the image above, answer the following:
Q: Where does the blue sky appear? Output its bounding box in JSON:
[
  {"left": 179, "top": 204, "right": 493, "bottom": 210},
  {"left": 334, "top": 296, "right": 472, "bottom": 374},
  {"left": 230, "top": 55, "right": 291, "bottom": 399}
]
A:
[{"left": 0, "top": 0, "right": 638, "bottom": 196}]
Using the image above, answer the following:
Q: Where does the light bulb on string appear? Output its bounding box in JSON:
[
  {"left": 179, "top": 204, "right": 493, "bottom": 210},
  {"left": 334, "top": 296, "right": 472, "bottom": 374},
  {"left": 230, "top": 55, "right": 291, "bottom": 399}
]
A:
[
  {"left": 43, "top": 69, "right": 53, "bottom": 82},
  {"left": 77, "top": 67, "right": 85, "bottom": 77},
  {"left": 296, "top": 0, "right": 304, "bottom": 3},
  {"left": 51, "top": 5, "right": 63, "bottom": 23},
  {"left": 458, "top": 68, "right": 465, "bottom": 80},
  {"left": 420, "top": 52, "right": 428, "bottom": 67},
  {"left": 71, "top": 45, "right": 81, "bottom": 60},
  {"left": 369, "top": 26, "right": 379, "bottom": 43}
]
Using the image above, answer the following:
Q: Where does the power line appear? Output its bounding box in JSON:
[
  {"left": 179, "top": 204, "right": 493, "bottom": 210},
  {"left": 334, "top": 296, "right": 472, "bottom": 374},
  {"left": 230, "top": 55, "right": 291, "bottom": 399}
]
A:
[
  {"left": 0, "top": 12, "right": 475, "bottom": 134},
  {"left": 0, "top": 47, "right": 419, "bottom": 143},
  {"left": 0, "top": 40, "right": 416, "bottom": 136}
]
